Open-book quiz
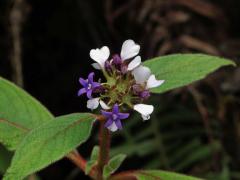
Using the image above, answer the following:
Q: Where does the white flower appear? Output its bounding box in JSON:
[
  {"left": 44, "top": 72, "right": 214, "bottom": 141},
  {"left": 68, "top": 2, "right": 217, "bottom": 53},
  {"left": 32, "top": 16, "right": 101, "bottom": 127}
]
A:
[
  {"left": 146, "top": 75, "right": 165, "bottom": 89},
  {"left": 87, "top": 98, "right": 110, "bottom": 110},
  {"left": 90, "top": 46, "right": 110, "bottom": 69},
  {"left": 99, "top": 100, "right": 110, "bottom": 110},
  {"left": 107, "top": 122, "right": 118, "bottom": 132},
  {"left": 132, "top": 65, "right": 165, "bottom": 89},
  {"left": 87, "top": 98, "right": 99, "bottom": 110},
  {"left": 120, "top": 40, "right": 140, "bottom": 61},
  {"left": 133, "top": 104, "right": 154, "bottom": 120},
  {"left": 127, "top": 56, "right": 141, "bottom": 71},
  {"left": 132, "top": 65, "right": 151, "bottom": 85}
]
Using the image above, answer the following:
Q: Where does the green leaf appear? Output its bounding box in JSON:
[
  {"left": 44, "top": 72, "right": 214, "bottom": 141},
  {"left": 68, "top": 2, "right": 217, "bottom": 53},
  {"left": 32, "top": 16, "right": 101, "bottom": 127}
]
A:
[
  {"left": 135, "top": 170, "right": 203, "bottom": 180},
  {"left": 112, "top": 170, "right": 203, "bottom": 180},
  {"left": 103, "top": 154, "right": 126, "bottom": 179},
  {"left": 0, "top": 77, "right": 53, "bottom": 150},
  {"left": 143, "top": 54, "right": 235, "bottom": 93},
  {"left": 3, "top": 113, "right": 95, "bottom": 180},
  {"left": 85, "top": 146, "right": 100, "bottom": 175}
]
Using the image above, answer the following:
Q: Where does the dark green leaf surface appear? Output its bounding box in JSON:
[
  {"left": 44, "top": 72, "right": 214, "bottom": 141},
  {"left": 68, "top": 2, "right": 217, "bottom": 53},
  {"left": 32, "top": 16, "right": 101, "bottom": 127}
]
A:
[
  {"left": 103, "top": 154, "right": 126, "bottom": 179},
  {"left": 0, "top": 77, "right": 53, "bottom": 150},
  {"left": 133, "top": 170, "right": 203, "bottom": 180},
  {"left": 85, "top": 146, "right": 99, "bottom": 175},
  {"left": 4, "top": 113, "right": 95, "bottom": 180},
  {"left": 144, "top": 54, "right": 235, "bottom": 93}
]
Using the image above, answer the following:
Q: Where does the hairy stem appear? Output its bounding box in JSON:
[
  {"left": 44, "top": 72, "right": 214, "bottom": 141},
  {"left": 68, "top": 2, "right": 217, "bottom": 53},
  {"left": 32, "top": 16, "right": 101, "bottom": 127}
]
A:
[
  {"left": 67, "top": 150, "right": 96, "bottom": 179},
  {"left": 97, "top": 121, "right": 110, "bottom": 180}
]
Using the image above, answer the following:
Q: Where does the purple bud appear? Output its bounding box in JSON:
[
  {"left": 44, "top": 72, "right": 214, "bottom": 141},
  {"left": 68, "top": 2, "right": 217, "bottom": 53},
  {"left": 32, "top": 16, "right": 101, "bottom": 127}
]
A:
[
  {"left": 120, "top": 64, "right": 128, "bottom": 74},
  {"left": 132, "top": 84, "right": 143, "bottom": 95},
  {"left": 140, "top": 90, "right": 150, "bottom": 100},
  {"left": 105, "top": 60, "right": 112, "bottom": 72},
  {"left": 112, "top": 54, "right": 122, "bottom": 65},
  {"left": 93, "top": 85, "right": 105, "bottom": 93}
]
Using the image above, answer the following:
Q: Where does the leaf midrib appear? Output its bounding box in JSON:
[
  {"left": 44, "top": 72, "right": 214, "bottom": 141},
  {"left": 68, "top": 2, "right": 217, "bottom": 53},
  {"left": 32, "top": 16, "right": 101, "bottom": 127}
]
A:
[{"left": 0, "top": 119, "right": 29, "bottom": 132}]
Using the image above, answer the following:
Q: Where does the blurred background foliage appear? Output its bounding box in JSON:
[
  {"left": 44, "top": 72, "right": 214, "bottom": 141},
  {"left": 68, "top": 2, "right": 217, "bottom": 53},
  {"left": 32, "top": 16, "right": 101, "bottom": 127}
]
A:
[{"left": 0, "top": 0, "right": 240, "bottom": 179}]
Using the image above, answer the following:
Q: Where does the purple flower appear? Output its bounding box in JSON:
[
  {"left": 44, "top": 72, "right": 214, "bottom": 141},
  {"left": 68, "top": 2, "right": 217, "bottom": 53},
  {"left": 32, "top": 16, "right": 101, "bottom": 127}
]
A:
[
  {"left": 101, "top": 104, "right": 129, "bottom": 132},
  {"left": 78, "top": 72, "right": 101, "bottom": 99}
]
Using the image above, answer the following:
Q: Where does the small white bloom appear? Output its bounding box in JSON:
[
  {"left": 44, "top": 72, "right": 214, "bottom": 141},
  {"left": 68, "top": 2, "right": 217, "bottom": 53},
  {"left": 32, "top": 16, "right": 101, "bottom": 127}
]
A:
[
  {"left": 87, "top": 98, "right": 110, "bottom": 110},
  {"left": 91, "top": 63, "right": 101, "bottom": 70},
  {"left": 127, "top": 56, "right": 141, "bottom": 71},
  {"left": 146, "top": 75, "right": 165, "bottom": 89},
  {"left": 87, "top": 98, "right": 100, "bottom": 110},
  {"left": 107, "top": 122, "right": 118, "bottom": 132},
  {"left": 99, "top": 100, "right": 110, "bottom": 110},
  {"left": 120, "top": 39, "right": 140, "bottom": 61},
  {"left": 134, "top": 104, "right": 154, "bottom": 121},
  {"left": 132, "top": 65, "right": 151, "bottom": 85},
  {"left": 90, "top": 46, "right": 110, "bottom": 69}
]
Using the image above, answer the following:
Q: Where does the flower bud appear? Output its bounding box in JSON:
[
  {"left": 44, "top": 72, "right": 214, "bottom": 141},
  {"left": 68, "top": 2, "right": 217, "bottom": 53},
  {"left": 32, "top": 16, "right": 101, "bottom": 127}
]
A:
[
  {"left": 132, "top": 84, "right": 143, "bottom": 95},
  {"left": 104, "top": 60, "right": 112, "bottom": 72},
  {"left": 140, "top": 90, "right": 150, "bottom": 100},
  {"left": 112, "top": 54, "right": 122, "bottom": 65}
]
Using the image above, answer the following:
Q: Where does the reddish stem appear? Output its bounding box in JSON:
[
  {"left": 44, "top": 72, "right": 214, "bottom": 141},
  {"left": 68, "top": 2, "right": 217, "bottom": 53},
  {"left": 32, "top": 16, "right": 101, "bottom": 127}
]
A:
[
  {"left": 97, "top": 121, "right": 111, "bottom": 180},
  {"left": 67, "top": 151, "right": 96, "bottom": 179},
  {"left": 67, "top": 116, "right": 109, "bottom": 180}
]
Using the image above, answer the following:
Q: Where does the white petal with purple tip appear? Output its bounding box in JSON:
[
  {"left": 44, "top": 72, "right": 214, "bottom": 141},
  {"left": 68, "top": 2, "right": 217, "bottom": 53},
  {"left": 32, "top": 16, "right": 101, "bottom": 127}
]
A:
[
  {"left": 120, "top": 40, "right": 140, "bottom": 61},
  {"left": 133, "top": 104, "right": 154, "bottom": 121},
  {"left": 87, "top": 98, "right": 100, "bottom": 110},
  {"left": 127, "top": 56, "right": 141, "bottom": 71},
  {"left": 146, "top": 75, "right": 165, "bottom": 89},
  {"left": 90, "top": 46, "right": 110, "bottom": 69},
  {"left": 132, "top": 65, "right": 151, "bottom": 85}
]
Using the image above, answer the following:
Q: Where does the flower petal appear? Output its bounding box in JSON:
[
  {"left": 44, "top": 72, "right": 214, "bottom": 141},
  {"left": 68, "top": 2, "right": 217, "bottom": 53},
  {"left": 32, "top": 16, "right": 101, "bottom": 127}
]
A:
[
  {"left": 79, "top": 78, "right": 88, "bottom": 87},
  {"left": 112, "top": 104, "right": 119, "bottom": 114},
  {"left": 107, "top": 122, "right": 118, "bottom": 132},
  {"left": 87, "top": 98, "right": 100, "bottom": 110},
  {"left": 118, "top": 112, "right": 129, "bottom": 119},
  {"left": 115, "top": 119, "right": 123, "bottom": 130},
  {"left": 86, "top": 89, "right": 93, "bottom": 99},
  {"left": 127, "top": 56, "right": 141, "bottom": 71},
  {"left": 90, "top": 46, "right": 110, "bottom": 68},
  {"left": 88, "top": 72, "right": 94, "bottom": 83},
  {"left": 92, "top": 82, "right": 101, "bottom": 89},
  {"left": 120, "top": 39, "right": 140, "bottom": 60},
  {"left": 101, "top": 110, "right": 112, "bottom": 118},
  {"left": 132, "top": 65, "right": 151, "bottom": 85},
  {"left": 77, "top": 88, "right": 86, "bottom": 96},
  {"left": 92, "top": 63, "right": 101, "bottom": 70},
  {"left": 146, "top": 75, "right": 165, "bottom": 89},
  {"left": 133, "top": 104, "right": 154, "bottom": 121},
  {"left": 104, "top": 118, "right": 113, "bottom": 128},
  {"left": 99, "top": 100, "right": 110, "bottom": 110}
]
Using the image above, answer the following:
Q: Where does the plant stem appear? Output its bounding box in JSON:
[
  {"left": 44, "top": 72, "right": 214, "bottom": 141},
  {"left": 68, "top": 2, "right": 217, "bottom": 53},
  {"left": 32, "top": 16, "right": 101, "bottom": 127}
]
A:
[
  {"left": 96, "top": 121, "right": 111, "bottom": 180},
  {"left": 9, "top": 0, "right": 29, "bottom": 87},
  {"left": 67, "top": 151, "right": 86, "bottom": 172},
  {"left": 67, "top": 151, "right": 96, "bottom": 179}
]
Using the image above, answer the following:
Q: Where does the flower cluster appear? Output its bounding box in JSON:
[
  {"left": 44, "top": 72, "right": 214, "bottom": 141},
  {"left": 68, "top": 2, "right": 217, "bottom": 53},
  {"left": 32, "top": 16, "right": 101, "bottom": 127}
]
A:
[{"left": 78, "top": 40, "right": 164, "bottom": 132}]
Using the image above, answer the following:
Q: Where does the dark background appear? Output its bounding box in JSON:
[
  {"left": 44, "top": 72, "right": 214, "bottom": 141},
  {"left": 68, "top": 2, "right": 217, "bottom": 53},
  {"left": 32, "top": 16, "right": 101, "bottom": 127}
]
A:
[{"left": 0, "top": 0, "right": 240, "bottom": 179}]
